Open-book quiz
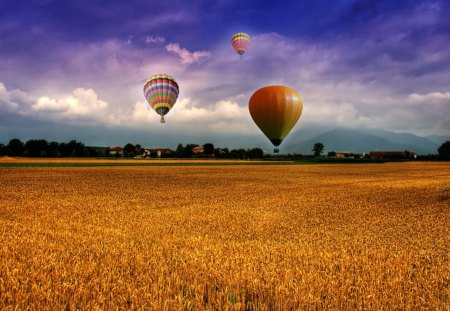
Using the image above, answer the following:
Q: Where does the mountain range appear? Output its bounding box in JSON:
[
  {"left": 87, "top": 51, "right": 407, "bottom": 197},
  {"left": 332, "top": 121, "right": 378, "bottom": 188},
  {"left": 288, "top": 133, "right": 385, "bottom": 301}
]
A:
[
  {"left": 0, "top": 113, "right": 448, "bottom": 155},
  {"left": 283, "top": 127, "right": 449, "bottom": 155}
]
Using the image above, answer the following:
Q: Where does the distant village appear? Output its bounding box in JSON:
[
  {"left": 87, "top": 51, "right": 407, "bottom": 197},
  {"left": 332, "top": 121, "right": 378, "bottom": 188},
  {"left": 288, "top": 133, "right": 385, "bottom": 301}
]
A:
[
  {"left": 107, "top": 145, "right": 419, "bottom": 160},
  {"left": 4, "top": 138, "right": 447, "bottom": 160}
]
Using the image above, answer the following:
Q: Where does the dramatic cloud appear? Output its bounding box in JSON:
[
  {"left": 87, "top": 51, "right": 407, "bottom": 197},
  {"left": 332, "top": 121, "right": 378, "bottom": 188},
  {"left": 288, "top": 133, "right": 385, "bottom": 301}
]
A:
[
  {"left": 303, "top": 89, "right": 450, "bottom": 135},
  {"left": 0, "top": 83, "right": 20, "bottom": 113},
  {"left": 32, "top": 88, "right": 108, "bottom": 122},
  {"left": 128, "top": 97, "right": 252, "bottom": 134},
  {"left": 408, "top": 91, "right": 450, "bottom": 103},
  {"left": 1, "top": 0, "right": 449, "bottom": 146},
  {"left": 403, "top": 92, "right": 450, "bottom": 134},
  {"left": 0, "top": 86, "right": 111, "bottom": 126},
  {"left": 0, "top": 82, "right": 252, "bottom": 135},
  {"left": 165, "top": 43, "right": 212, "bottom": 65},
  {"left": 0, "top": 83, "right": 33, "bottom": 114}
]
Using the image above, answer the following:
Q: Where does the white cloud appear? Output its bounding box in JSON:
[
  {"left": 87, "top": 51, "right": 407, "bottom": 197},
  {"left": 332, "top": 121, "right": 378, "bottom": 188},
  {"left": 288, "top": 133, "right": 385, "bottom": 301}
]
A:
[
  {"left": 33, "top": 96, "right": 68, "bottom": 112},
  {"left": 128, "top": 97, "right": 253, "bottom": 134},
  {"left": 1, "top": 82, "right": 253, "bottom": 134},
  {"left": 165, "top": 43, "right": 211, "bottom": 65},
  {"left": 303, "top": 89, "right": 450, "bottom": 135},
  {"left": 145, "top": 36, "right": 165, "bottom": 44},
  {"left": 0, "top": 83, "right": 33, "bottom": 114},
  {"left": 128, "top": 100, "right": 154, "bottom": 124},
  {"left": 0, "top": 83, "right": 112, "bottom": 124},
  {"left": 0, "top": 83, "right": 19, "bottom": 113},
  {"left": 408, "top": 91, "right": 450, "bottom": 103},
  {"left": 32, "top": 88, "right": 108, "bottom": 121},
  {"left": 172, "top": 98, "right": 247, "bottom": 121}
]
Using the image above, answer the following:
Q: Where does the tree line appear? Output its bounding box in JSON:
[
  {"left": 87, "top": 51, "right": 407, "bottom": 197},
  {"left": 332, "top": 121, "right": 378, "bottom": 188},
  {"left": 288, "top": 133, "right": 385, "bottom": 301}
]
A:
[
  {"left": 0, "top": 139, "right": 265, "bottom": 159},
  {"left": 173, "top": 143, "right": 264, "bottom": 159},
  {"left": 2, "top": 138, "right": 449, "bottom": 159},
  {"left": 119, "top": 142, "right": 264, "bottom": 159},
  {"left": 0, "top": 139, "right": 102, "bottom": 157}
]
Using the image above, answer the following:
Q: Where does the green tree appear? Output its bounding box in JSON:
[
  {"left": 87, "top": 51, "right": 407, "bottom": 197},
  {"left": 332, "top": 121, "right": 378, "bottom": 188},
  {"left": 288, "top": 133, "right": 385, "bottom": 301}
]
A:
[
  {"left": 312, "top": 142, "right": 324, "bottom": 157},
  {"left": 85, "top": 147, "right": 99, "bottom": 157},
  {"left": 203, "top": 143, "right": 215, "bottom": 156},
  {"left": 230, "top": 149, "right": 240, "bottom": 159},
  {"left": 183, "top": 144, "right": 198, "bottom": 158},
  {"left": 247, "top": 148, "right": 264, "bottom": 159},
  {"left": 230, "top": 148, "right": 246, "bottom": 159},
  {"left": 175, "top": 144, "right": 184, "bottom": 157},
  {"left": 123, "top": 143, "right": 136, "bottom": 158},
  {"left": 438, "top": 141, "right": 450, "bottom": 159},
  {"left": 0, "top": 143, "right": 6, "bottom": 156},
  {"left": 24, "top": 139, "right": 48, "bottom": 157},
  {"left": 214, "top": 148, "right": 229, "bottom": 158},
  {"left": 58, "top": 142, "right": 71, "bottom": 157},
  {"left": 135, "top": 144, "right": 142, "bottom": 156},
  {"left": 7, "top": 138, "right": 24, "bottom": 156},
  {"left": 47, "top": 141, "right": 60, "bottom": 157},
  {"left": 67, "top": 140, "right": 86, "bottom": 157}
]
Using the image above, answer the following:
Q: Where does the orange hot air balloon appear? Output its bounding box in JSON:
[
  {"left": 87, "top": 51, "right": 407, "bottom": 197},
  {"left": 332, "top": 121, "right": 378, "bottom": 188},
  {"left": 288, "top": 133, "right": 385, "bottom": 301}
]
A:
[{"left": 249, "top": 86, "right": 303, "bottom": 148}]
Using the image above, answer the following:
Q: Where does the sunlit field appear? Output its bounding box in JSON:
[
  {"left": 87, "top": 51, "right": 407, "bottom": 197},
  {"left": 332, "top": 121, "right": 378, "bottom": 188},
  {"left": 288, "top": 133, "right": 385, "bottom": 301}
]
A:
[{"left": 0, "top": 161, "right": 449, "bottom": 310}]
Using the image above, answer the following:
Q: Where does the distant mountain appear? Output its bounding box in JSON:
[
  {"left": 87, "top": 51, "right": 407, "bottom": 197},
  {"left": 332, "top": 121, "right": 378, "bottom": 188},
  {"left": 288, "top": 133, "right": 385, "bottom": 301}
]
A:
[
  {"left": 425, "top": 135, "right": 450, "bottom": 145},
  {"left": 284, "top": 127, "right": 441, "bottom": 155},
  {"left": 358, "top": 128, "right": 439, "bottom": 153},
  {"left": 1, "top": 113, "right": 446, "bottom": 155}
]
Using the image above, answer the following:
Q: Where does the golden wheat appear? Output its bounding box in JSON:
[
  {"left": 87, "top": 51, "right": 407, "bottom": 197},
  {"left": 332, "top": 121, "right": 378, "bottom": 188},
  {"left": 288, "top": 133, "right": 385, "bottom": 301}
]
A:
[{"left": 0, "top": 162, "right": 449, "bottom": 310}]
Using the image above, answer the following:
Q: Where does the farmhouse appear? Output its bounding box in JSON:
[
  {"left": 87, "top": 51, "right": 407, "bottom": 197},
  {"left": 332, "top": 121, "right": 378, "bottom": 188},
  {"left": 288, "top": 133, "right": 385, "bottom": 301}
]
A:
[
  {"left": 150, "top": 148, "right": 173, "bottom": 157},
  {"left": 335, "top": 151, "right": 354, "bottom": 158},
  {"left": 369, "top": 151, "right": 417, "bottom": 159},
  {"left": 327, "top": 151, "right": 355, "bottom": 158},
  {"left": 108, "top": 146, "right": 124, "bottom": 156},
  {"left": 192, "top": 146, "right": 204, "bottom": 154}
]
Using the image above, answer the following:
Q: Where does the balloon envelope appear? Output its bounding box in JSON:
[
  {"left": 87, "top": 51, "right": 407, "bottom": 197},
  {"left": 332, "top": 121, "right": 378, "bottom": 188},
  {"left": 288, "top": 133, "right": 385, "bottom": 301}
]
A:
[
  {"left": 143, "top": 74, "right": 179, "bottom": 123},
  {"left": 248, "top": 86, "right": 303, "bottom": 147},
  {"left": 231, "top": 32, "right": 250, "bottom": 57}
]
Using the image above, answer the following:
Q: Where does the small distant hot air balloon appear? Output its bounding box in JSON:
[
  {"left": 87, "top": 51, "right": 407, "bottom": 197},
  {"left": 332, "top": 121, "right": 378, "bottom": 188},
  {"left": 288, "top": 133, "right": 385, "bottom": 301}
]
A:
[
  {"left": 143, "top": 74, "right": 179, "bottom": 123},
  {"left": 249, "top": 86, "right": 303, "bottom": 152},
  {"left": 231, "top": 32, "right": 250, "bottom": 60}
]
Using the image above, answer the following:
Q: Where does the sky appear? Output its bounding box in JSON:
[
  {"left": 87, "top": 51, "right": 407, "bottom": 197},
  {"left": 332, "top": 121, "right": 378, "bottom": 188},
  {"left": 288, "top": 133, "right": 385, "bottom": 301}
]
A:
[{"left": 1, "top": 0, "right": 449, "bottom": 149}]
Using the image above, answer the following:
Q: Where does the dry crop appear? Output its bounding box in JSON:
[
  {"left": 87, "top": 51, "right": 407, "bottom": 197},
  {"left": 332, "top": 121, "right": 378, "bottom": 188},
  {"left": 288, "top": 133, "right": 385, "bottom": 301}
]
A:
[{"left": 0, "top": 161, "right": 449, "bottom": 310}]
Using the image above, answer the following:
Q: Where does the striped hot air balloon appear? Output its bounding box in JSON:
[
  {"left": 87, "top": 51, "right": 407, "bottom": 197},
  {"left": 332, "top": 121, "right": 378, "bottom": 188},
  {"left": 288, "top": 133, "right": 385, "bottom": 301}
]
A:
[
  {"left": 231, "top": 32, "right": 250, "bottom": 59},
  {"left": 143, "top": 74, "right": 179, "bottom": 123}
]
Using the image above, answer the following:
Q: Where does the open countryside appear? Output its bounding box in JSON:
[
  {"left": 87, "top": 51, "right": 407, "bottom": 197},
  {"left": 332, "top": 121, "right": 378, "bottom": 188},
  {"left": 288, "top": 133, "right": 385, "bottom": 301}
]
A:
[{"left": 1, "top": 160, "right": 449, "bottom": 309}]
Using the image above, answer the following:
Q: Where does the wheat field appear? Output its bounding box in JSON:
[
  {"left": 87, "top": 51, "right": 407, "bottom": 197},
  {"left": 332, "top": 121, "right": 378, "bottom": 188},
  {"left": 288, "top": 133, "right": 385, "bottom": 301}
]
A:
[{"left": 0, "top": 161, "right": 449, "bottom": 310}]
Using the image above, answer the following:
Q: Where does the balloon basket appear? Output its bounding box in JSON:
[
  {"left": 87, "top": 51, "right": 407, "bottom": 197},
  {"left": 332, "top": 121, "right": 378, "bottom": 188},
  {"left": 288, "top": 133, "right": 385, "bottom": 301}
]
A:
[
  {"left": 160, "top": 117, "right": 165, "bottom": 123},
  {"left": 274, "top": 148, "right": 279, "bottom": 154}
]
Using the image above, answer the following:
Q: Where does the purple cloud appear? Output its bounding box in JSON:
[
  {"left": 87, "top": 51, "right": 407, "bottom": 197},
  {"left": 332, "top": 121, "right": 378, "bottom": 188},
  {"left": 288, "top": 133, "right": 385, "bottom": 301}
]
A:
[
  {"left": 165, "top": 43, "right": 211, "bottom": 65},
  {"left": 0, "top": 0, "right": 449, "bottom": 146}
]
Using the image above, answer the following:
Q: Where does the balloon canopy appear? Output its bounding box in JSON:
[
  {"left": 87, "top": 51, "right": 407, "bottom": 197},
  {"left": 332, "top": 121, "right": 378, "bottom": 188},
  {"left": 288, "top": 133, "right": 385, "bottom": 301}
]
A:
[
  {"left": 231, "top": 32, "right": 250, "bottom": 59},
  {"left": 248, "top": 86, "right": 303, "bottom": 147},
  {"left": 143, "top": 74, "right": 179, "bottom": 123}
]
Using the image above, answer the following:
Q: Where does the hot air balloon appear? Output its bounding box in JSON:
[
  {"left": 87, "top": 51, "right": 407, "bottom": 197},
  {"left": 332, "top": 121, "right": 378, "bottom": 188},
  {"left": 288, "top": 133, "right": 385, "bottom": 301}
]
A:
[
  {"left": 249, "top": 86, "right": 303, "bottom": 152},
  {"left": 231, "top": 32, "right": 250, "bottom": 59},
  {"left": 143, "top": 74, "right": 179, "bottom": 123}
]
